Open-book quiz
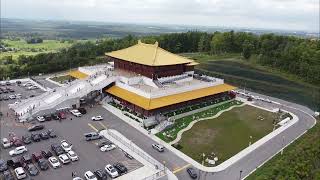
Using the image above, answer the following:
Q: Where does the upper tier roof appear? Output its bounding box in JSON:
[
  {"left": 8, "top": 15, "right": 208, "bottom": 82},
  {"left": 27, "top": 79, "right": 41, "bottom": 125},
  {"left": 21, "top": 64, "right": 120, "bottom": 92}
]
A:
[{"left": 105, "top": 40, "right": 199, "bottom": 66}]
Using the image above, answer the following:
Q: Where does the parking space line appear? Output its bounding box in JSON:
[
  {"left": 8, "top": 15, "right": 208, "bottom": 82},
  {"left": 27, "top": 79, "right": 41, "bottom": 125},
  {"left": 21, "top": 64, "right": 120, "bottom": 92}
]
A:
[
  {"left": 98, "top": 122, "right": 107, "bottom": 129},
  {"left": 173, "top": 164, "right": 191, "bottom": 174},
  {"left": 88, "top": 123, "right": 99, "bottom": 132}
]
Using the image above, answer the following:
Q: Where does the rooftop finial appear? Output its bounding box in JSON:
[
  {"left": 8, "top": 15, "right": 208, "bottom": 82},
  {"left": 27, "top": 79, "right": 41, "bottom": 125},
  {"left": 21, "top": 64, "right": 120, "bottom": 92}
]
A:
[
  {"left": 138, "top": 40, "right": 142, "bottom": 44},
  {"left": 154, "top": 41, "right": 158, "bottom": 47}
]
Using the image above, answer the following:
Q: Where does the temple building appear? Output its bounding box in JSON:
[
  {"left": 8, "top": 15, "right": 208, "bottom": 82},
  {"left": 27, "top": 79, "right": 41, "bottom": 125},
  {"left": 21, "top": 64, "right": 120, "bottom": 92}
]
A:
[{"left": 104, "top": 40, "right": 236, "bottom": 122}]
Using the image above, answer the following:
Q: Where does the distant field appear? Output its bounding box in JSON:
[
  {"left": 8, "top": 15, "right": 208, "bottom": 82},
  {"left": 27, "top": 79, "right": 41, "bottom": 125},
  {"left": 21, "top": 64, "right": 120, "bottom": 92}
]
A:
[
  {"left": 182, "top": 53, "right": 320, "bottom": 111},
  {"left": 0, "top": 39, "right": 73, "bottom": 60}
]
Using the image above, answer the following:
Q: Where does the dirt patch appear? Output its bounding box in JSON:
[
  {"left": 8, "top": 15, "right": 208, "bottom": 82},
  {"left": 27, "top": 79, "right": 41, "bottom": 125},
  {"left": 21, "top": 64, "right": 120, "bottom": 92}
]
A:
[{"left": 187, "top": 128, "right": 219, "bottom": 146}]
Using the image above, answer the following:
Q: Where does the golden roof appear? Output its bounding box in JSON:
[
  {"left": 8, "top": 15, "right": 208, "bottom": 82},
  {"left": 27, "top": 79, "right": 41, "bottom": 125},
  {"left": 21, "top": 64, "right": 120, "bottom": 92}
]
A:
[
  {"left": 106, "top": 84, "right": 236, "bottom": 110},
  {"left": 69, "top": 70, "right": 88, "bottom": 79},
  {"left": 105, "top": 40, "right": 197, "bottom": 66}
]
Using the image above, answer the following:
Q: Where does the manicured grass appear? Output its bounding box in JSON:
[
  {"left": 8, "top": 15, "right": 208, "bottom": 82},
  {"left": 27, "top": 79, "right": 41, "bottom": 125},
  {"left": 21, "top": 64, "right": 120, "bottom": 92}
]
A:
[
  {"left": 177, "top": 105, "right": 277, "bottom": 166},
  {"left": 156, "top": 100, "right": 242, "bottom": 143},
  {"left": 0, "top": 39, "right": 72, "bottom": 60},
  {"left": 247, "top": 120, "right": 320, "bottom": 180},
  {"left": 50, "top": 75, "right": 74, "bottom": 84}
]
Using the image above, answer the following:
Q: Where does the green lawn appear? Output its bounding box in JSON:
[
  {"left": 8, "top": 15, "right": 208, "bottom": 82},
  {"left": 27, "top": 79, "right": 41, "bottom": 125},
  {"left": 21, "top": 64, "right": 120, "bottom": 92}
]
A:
[
  {"left": 156, "top": 100, "right": 242, "bottom": 143},
  {"left": 0, "top": 39, "right": 73, "bottom": 60},
  {"left": 177, "top": 105, "right": 277, "bottom": 166},
  {"left": 50, "top": 75, "right": 74, "bottom": 84}
]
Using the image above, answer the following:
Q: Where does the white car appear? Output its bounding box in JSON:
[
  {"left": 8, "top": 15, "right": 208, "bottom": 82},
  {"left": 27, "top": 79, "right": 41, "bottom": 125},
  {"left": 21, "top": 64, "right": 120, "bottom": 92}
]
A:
[
  {"left": 61, "top": 140, "right": 72, "bottom": 152},
  {"left": 15, "top": 94, "right": 22, "bottom": 98},
  {"left": 152, "top": 144, "right": 164, "bottom": 152},
  {"left": 91, "top": 116, "right": 103, "bottom": 121},
  {"left": 67, "top": 150, "right": 79, "bottom": 161},
  {"left": 37, "top": 116, "right": 45, "bottom": 122},
  {"left": 84, "top": 171, "right": 97, "bottom": 180},
  {"left": 2, "top": 138, "right": 12, "bottom": 148},
  {"left": 48, "top": 156, "right": 61, "bottom": 168},
  {"left": 14, "top": 167, "right": 27, "bottom": 179},
  {"left": 105, "top": 164, "right": 119, "bottom": 178},
  {"left": 9, "top": 146, "right": 27, "bottom": 156},
  {"left": 100, "top": 144, "right": 116, "bottom": 152},
  {"left": 58, "top": 154, "right": 71, "bottom": 164},
  {"left": 73, "top": 177, "right": 84, "bottom": 180},
  {"left": 9, "top": 95, "right": 16, "bottom": 99},
  {"left": 70, "top": 109, "right": 82, "bottom": 117}
]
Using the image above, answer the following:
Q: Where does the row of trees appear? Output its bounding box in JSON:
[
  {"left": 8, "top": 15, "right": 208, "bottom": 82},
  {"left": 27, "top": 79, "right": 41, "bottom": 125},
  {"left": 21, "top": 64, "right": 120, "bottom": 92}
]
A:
[{"left": 1, "top": 31, "right": 319, "bottom": 85}]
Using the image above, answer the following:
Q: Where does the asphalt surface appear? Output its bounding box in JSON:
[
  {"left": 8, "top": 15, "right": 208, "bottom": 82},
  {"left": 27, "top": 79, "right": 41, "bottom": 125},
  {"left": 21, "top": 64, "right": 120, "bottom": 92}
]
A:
[{"left": 0, "top": 84, "right": 142, "bottom": 180}]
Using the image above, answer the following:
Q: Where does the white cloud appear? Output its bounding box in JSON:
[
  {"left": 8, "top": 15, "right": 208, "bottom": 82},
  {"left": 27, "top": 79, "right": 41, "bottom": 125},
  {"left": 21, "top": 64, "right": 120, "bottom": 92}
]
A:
[{"left": 2, "top": 0, "right": 319, "bottom": 32}]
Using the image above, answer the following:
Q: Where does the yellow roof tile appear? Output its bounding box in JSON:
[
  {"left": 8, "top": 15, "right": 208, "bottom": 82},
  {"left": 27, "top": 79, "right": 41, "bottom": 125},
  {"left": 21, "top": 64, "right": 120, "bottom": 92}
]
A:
[
  {"left": 69, "top": 70, "right": 88, "bottom": 80},
  {"left": 106, "top": 84, "right": 236, "bottom": 110},
  {"left": 105, "top": 41, "right": 197, "bottom": 66}
]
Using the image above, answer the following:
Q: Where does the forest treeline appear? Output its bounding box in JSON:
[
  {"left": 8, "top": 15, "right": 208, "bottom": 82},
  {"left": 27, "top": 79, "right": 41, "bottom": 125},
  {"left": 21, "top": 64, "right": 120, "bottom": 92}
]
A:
[{"left": 1, "top": 31, "right": 319, "bottom": 85}]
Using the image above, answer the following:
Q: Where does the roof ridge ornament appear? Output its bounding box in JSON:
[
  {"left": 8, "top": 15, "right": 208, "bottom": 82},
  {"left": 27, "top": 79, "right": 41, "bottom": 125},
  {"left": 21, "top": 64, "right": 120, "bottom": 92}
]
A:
[{"left": 154, "top": 41, "right": 159, "bottom": 47}]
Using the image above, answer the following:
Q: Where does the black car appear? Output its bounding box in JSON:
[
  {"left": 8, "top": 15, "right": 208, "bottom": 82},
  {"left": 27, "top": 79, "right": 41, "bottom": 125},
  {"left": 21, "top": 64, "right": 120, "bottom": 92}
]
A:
[
  {"left": 187, "top": 168, "right": 198, "bottom": 179},
  {"left": 3, "top": 170, "right": 14, "bottom": 180},
  {"left": 40, "top": 132, "right": 50, "bottom": 140},
  {"left": 16, "top": 81, "right": 22, "bottom": 85},
  {"left": 41, "top": 150, "right": 53, "bottom": 159},
  {"left": 38, "top": 159, "right": 49, "bottom": 170},
  {"left": 31, "top": 133, "right": 41, "bottom": 142},
  {"left": 78, "top": 107, "right": 87, "bottom": 114},
  {"left": 113, "top": 162, "right": 128, "bottom": 175},
  {"left": 47, "top": 129, "right": 57, "bottom": 138},
  {"left": 6, "top": 157, "right": 22, "bottom": 169},
  {"left": 51, "top": 143, "right": 64, "bottom": 156},
  {"left": 26, "top": 163, "right": 39, "bottom": 176},
  {"left": 44, "top": 115, "right": 52, "bottom": 121},
  {"left": 51, "top": 113, "right": 60, "bottom": 120},
  {"left": 22, "top": 135, "right": 32, "bottom": 144},
  {"left": 94, "top": 169, "right": 108, "bottom": 180},
  {"left": 97, "top": 139, "right": 112, "bottom": 148},
  {"left": 0, "top": 159, "right": 8, "bottom": 172},
  {"left": 28, "top": 124, "right": 44, "bottom": 132}
]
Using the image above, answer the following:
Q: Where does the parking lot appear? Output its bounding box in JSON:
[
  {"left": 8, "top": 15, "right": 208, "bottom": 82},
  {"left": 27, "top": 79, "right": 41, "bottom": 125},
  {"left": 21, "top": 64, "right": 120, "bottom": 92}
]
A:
[{"left": 0, "top": 81, "right": 143, "bottom": 180}]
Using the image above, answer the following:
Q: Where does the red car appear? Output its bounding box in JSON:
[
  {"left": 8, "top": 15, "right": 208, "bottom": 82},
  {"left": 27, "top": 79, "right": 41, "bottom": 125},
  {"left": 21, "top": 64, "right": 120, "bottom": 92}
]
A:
[
  {"left": 13, "top": 139, "right": 23, "bottom": 147},
  {"left": 32, "top": 152, "right": 43, "bottom": 162},
  {"left": 58, "top": 112, "right": 66, "bottom": 119}
]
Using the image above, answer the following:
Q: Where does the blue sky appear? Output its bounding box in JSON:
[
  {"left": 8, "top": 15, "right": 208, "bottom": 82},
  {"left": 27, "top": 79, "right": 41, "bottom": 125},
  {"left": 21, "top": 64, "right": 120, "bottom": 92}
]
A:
[{"left": 2, "top": 0, "right": 319, "bottom": 32}]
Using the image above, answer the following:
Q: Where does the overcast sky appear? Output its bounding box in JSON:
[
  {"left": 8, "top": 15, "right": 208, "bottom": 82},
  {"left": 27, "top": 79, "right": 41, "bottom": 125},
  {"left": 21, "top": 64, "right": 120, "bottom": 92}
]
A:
[{"left": 2, "top": 0, "right": 319, "bottom": 32}]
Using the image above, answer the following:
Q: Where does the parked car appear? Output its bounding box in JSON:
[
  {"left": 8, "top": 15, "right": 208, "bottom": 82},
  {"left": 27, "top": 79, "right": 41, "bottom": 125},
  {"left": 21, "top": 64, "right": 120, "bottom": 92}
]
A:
[
  {"left": 51, "top": 143, "right": 64, "bottom": 156},
  {"left": 36, "top": 116, "right": 45, "bottom": 122},
  {"left": 67, "top": 150, "right": 79, "bottom": 161},
  {"left": 91, "top": 116, "right": 103, "bottom": 121},
  {"left": 84, "top": 171, "right": 97, "bottom": 180},
  {"left": 51, "top": 113, "right": 60, "bottom": 120},
  {"left": 48, "top": 156, "right": 61, "bottom": 169},
  {"left": 70, "top": 109, "right": 82, "bottom": 117},
  {"left": 26, "top": 163, "right": 39, "bottom": 176},
  {"left": 152, "top": 144, "right": 164, "bottom": 152},
  {"left": 9, "top": 95, "right": 16, "bottom": 99},
  {"left": 3, "top": 170, "right": 14, "bottom": 180},
  {"left": 100, "top": 144, "right": 116, "bottom": 152},
  {"left": 58, "top": 154, "right": 71, "bottom": 164},
  {"left": 47, "top": 129, "right": 57, "bottom": 138},
  {"left": 113, "top": 162, "right": 128, "bottom": 175},
  {"left": 97, "top": 139, "right": 112, "bottom": 148},
  {"left": 28, "top": 124, "right": 44, "bottom": 132},
  {"left": 41, "top": 150, "right": 53, "bottom": 159},
  {"left": 21, "top": 154, "right": 32, "bottom": 165},
  {"left": 32, "top": 152, "right": 43, "bottom": 162},
  {"left": 9, "top": 146, "right": 28, "bottom": 156},
  {"left": 2, "top": 138, "right": 12, "bottom": 148},
  {"left": 38, "top": 159, "right": 49, "bottom": 170},
  {"left": 78, "top": 107, "right": 87, "bottom": 114},
  {"left": 61, "top": 140, "right": 72, "bottom": 152},
  {"left": 105, "top": 164, "right": 119, "bottom": 178},
  {"left": 44, "top": 115, "right": 52, "bottom": 121},
  {"left": 31, "top": 133, "right": 41, "bottom": 142},
  {"left": 84, "top": 132, "right": 103, "bottom": 141},
  {"left": 22, "top": 135, "right": 32, "bottom": 144},
  {"left": 13, "top": 139, "right": 23, "bottom": 147},
  {"left": 7, "top": 157, "right": 22, "bottom": 169},
  {"left": 14, "top": 167, "right": 27, "bottom": 179},
  {"left": 58, "top": 112, "right": 66, "bottom": 119},
  {"left": 0, "top": 159, "right": 8, "bottom": 172},
  {"left": 94, "top": 169, "right": 108, "bottom": 180},
  {"left": 187, "top": 168, "right": 198, "bottom": 179},
  {"left": 40, "top": 132, "right": 50, "bottom": 140}
]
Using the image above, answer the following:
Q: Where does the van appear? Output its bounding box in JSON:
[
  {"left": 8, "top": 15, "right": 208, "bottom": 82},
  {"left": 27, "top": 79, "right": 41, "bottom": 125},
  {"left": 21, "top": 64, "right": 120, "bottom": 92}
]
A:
[{"left": 84, "top": 132, "right": 102, "bottom": 141}]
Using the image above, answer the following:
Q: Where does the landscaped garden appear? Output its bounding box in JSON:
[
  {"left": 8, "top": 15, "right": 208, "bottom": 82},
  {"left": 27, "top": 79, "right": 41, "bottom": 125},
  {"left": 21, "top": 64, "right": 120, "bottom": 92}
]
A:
[
  {"left": 50, "top": 75, "right": 75, "bottom": 84},
  {"left": 175, "top": 105, "right": 280, "bottom": 166},
  {"left": 156, "top": 100, "right": 243, "bottom": 143}
]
